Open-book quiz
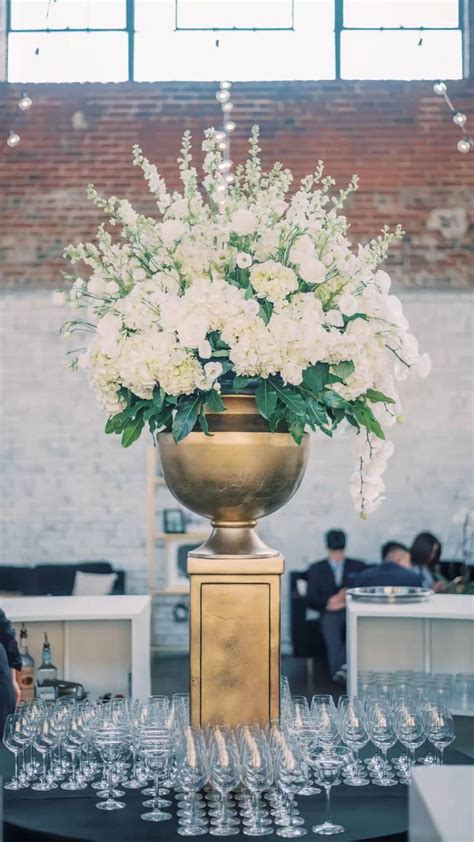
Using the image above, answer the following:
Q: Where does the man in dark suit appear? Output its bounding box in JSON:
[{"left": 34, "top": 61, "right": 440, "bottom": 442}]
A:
[
  {"left": 352, "top": 541, "right": 424, "bottom": 588},
  {"left": 306, "top": 529, "right": 366, "bottom": 685}
]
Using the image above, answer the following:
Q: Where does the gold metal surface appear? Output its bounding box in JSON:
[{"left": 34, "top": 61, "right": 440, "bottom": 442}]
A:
[
  {"left": 190, "top": 565, "right": 282, "bottom": 728},
  {"left": 158, "top": 395, "right": 310, "bottom": 558},
  {"left": 157, "top": 395, "right": 310, "bottom": 727}
]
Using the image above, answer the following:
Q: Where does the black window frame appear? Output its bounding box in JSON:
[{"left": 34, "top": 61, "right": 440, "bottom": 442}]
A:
[{"left": 5, "top": 0, "right": 466, "bottom": 82}]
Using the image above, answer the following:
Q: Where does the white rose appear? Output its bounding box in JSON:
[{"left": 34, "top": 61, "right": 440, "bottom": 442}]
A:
[
  {"left": 230, "top": 210, "right": 257, "bottom": 236},
  {"left": 106, "top": 281, "right": 120, "bottom": 296},
  {"left": 289, "top": 235, "right": 314, "bottom": 264},
  {"left": 204, "top": 362, "right": 223, "bottom": 382},
  {"left": 198, "top": 340, "right": 212, "bottom": 359},
  {"left": 236, "top": 252, "right": 253, "bottom": 269},
  {"left": 132, "top": 267, "right": 147, "bottom": 282},
  {"left": 374, "top": 269, "right": 391, "bottom": 293},
  {"left": 338, "top": 291, "right": 358, "bottom": 316},
  {"left": 159, "top": 219, "right": 187, "bottom": 245},
  {"left": 298, "top": 257, "right": 326, "bottom": 285}
]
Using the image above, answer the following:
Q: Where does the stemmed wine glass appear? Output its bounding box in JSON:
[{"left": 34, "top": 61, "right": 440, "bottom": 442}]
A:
[
  {"left": 208, "top": 728, "right": 241, "bottom": 836},
  {"left": 338, "top": 698, "right": 369, "bottom": 786},
  {"left": 3, "top": 714, "right": 29, "bottom": 790},
  {"left": 393, "top": 700, "right": 426, "bottom": 778},
  {"left": 240, "top": 729, "right": 274, "bottom": 837},
  {"left": 175, "top": 726, "right": 209, "bottom": 836},
  {"left": 309, "top": 747, "right": 350, "bottom": 836},
  {"left": 274, "top": 736, "right": 308, "bottom": 838},
  {"left": 425, "top": 706, "right": 455, "bottom": 764},
  {"left": 138, "top": 727, "right": 173, "bottom": 822},
  {"left": 31, "top": 716, "right": 59, "bottom": 791},
  {"left": 366, "top": 699, "right": 397, "bottom": 786},
  {"left": 61, "top": 711, "right": 87, "bottom": 791},
  {"left": 92, "top": 724, "right": 128, "bottom": 811}
]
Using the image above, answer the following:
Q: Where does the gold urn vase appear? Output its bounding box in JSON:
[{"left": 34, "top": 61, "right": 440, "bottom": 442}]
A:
[{"left": 158, "top": 395, "right": 310, "bottom": 727}]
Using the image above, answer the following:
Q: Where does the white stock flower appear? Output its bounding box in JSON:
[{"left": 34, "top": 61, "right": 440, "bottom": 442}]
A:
[
  {"left": 413, "top": 353, "right": 431, "bottom": 378},
  {"left": 159, "top": 219, "right": 187, "bottom": 246},
  {"left": 106, "top": 281, "right": 120, "bottom": 296},
  {"left": 88, "top": 274, "right": 107, "bottom": 296},
  {"left": 230, "top": 209, "right": 257, "bottom": 236},
  {"left": 298, "top": 257, "right": 326, "bottom": 285}
]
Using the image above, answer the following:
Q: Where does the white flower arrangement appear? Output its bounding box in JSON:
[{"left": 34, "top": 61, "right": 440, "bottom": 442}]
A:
[{"left": 61, "top": 127, "right": 430, "bottom": 517}]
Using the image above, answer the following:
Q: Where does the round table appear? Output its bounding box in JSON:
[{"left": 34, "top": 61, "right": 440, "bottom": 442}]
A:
[{"left": 3, "top": 748, "right": 470, "bottom": 842}]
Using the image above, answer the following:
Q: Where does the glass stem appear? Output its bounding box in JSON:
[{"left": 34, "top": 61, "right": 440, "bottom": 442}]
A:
[
  {"left": 325, "top": 785, "right": 332, "bottom": 825},
  {"left": 70, "top": 750, "right": 76, "bottom": 783},
  {"left": 254, "top": 791, "right": 260, "bottom": 826},
  {"left": 439, "top": 747, "right": 445, "bottom": 766},
  {"left": 154, "top": 773, "right": 160, "bottom": 809},
  {"left": 382, "top": 748, "right": 388, "bottom": 778},
  {"left": 287, "top": 794, "right": 294, "bottom": 827},
  {"left": 42, "top": 754, "right": 47, "bottom": 784},
  {"left": 220, "top": 792, "right": 226, "bottom": 827},
  {"left": 108, "top": 762, "right": 114, "bottom": 802},
  {"left": 14, "top": 753, "right": 18, "bottom": 782}
]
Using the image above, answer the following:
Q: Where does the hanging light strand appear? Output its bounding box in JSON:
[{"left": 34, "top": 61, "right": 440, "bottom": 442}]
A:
[
  {"left": 215, "top": 81, "right": 236, "bottom": 208},
  {"left": 3, "top": 90, "right": 33, "bottom": 150},
  {"left": 433, "top": 80, "right": 472, "bottom": 154}
]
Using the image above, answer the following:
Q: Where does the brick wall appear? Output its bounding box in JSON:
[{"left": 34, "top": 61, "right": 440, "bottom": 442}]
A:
[
  {"left": 1, "top": 289, "right": 472, "bottom": 649},
  {"left": 0, "top": 80, "right": 473, "bottom": 290},
  {"left": 1, "top": 78, "right": 473, "bottom": 649}
]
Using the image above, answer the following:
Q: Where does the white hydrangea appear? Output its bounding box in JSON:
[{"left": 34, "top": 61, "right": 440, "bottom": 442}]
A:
[{"left": 250, "top": 260, "right": 298, "bottom": 303}]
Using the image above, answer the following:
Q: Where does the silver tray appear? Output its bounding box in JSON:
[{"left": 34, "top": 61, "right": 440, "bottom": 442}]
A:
[{"left": 346, "top": 586, "right": 432, "bottom": 603}]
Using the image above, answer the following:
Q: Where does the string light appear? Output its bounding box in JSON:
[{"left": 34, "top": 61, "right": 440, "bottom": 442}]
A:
[
  {"left": 7, "top": 130, "right": 21, "bottom": 148},
  {"left": 4, "top": 90, "right": 33, "bottom": 150},
  {"left": 213, "top": 80, "right": 237, "bottom": 208},
  {"left": 433, "top": 80, "right": 472, "bottom": 154},
  {"left": 18, "top": 92, "right": 33, "bottom": 111}
]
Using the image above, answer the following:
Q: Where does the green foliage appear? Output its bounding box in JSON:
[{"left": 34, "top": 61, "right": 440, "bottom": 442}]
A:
[{"left": 255, "top": 380, "right": 278, "bottom": 420}]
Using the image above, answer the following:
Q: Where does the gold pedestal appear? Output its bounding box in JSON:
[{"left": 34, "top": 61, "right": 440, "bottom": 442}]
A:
[{"left": 188, "top": 554, "right": 283, "bottom": 728}]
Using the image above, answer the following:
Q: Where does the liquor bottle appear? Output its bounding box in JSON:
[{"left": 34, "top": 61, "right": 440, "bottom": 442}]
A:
[
  {"left": 18, "top": 623, "right": 35, "bottom": 702},
  {"left": 36, "top": 633, "right": 58, "bottom": 701}
]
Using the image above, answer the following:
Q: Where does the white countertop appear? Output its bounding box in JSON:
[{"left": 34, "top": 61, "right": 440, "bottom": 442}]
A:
[
  {"left": 347, "top": 594, "right": 474, "bottom": 621},
  {"left": 0, "top": 594, "right": 151, "bottom": 622},
  {"left": 409, "top": 766, "right": 474, "bottom": 842}
]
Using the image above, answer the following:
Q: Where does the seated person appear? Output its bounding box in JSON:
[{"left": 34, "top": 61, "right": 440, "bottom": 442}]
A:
[
  {"left": 410, "top": 531, "right": 445, "bottom": 591},
  {"left": 351, "top": 541, "right": 424, "bottom": 588},
  {"left": 0, "top": 609, "right": 21, "bottom": 735},
  {"left": 306, "top": 529, "right": 366, "bottom": 685}
]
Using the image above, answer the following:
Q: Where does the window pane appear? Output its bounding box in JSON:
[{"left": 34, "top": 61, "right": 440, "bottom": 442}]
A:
[
  {"left": 8, "top": 32, "right": 128, "bottom": 81},
  {"left": 344, "top": 1, "right": 459, "bottom": 29},
  {"left": 176, "top": 0, "right": 294, "bottom": 30},
  {"left": 10, "top": 0, "right": 126, "bottom": 30},
  {"left": 135, "top": 0, "right": 334, "bottom": 80},
  {"left": 341, "top": 29, "right": 462, "bottom": 79}
]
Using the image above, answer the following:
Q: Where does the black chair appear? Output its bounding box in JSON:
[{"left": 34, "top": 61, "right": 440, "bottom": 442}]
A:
[{"left": 289, "top": 570, "right": 327, "bottom": 682}]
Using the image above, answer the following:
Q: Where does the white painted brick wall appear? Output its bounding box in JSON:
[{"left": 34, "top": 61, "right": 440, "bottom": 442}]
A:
[{"left": 1, "top": 290, "right": 473, "bottom": 650}]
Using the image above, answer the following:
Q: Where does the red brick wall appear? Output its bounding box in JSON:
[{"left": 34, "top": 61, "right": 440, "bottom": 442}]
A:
[{"left": 1, "top": 80, "right": 473, "bottom": 289}]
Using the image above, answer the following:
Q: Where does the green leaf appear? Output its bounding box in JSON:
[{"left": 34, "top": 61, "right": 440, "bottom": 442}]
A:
[
  {"left": 306, "top": 398, "right": 329, "bottom": 427},
  {"left": 198, "top": 410, "right": 212, "bottom": 436},
  {"left": 321, "top": 390, "right": 348, "bottom": 409},
  {"left": 219, "top": 360, "right": 234, "bottom": 375},
  {"left": 244, "top": 285, "right": 254, "bottom": 300},
  {"left": 153, "top": 385, "right": 165, "bottom": 409},
  {"left": 211, "top": 349, "right": 230, "bottom": 358},
  {"left": 258, "top": 299, "right": 273, "bottom": 325},
  {"left": 302, "top": 363, "right": 329, "bottom": 396},
  {"left": 205, "top": 390, "right": 226, "bottom": 412},
  {"left": 342, "top": 313, "right": 368, "bottom": 325},
  {"left": 121, "top": 414, "right": 145, "bottom": 448},
  {"left": 272, "top": 381, "right": 307, "bottom": 416},
  {"left": 255, "top": 380, "right": 278, "bottom": 420},
  {"left": 350, "top": 401, "right": 385, "bottom": 439},
  {"left": 268, "top": 404, "right": 286, "bottom": 432},
  {"left": 233, "top": 375, "right": 258, "bottom": 391},
  {"left": 172, "top": 397, "right": 202, "bottom": 443},
  {"left": 365, "top": 389, "right": 396, "bottom": 405},
  {"left": 287, "top": 412, "right": 305, "bottom": 445},
  {"left": 331, "top": 360, "right": 355, "bottom": 380}
]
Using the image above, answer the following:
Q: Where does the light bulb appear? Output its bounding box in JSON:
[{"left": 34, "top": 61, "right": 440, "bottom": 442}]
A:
[
  {"left": 218, "top": 141, "right": 227, "bottom": 151},
  {"left": 224, "top": 120, "right": 236, "bottom": 133},
  {"left": 457, "top": 138, "right": 471, "bottom": 153},
  {"left": 222, "top": 101, "right": 234, "bottom": 113},
  {"left": 220, "top": 81, "right": 232, "bottom": 90},
  {"left": 215, "top": 130, "right": 226, "bottom": 142},
  {"left": 18, "top": 92, "right": 32, "bottom": 111},
  {"left": 7, "top": 130, "right": 20, "bottom": 147},
  {"left": 453, "top": 112, "right": 467, "bottom": 127},
  {"left": 225, "top": 174, "right": 234, "bottom": 184},
  {"left": 216, "top": 183, "right": 226, "bottom": 194},
  {"left": 433, "top": 81, "right": 447, "bottom": 95},
  {"left": 216, "top": 90, "right": 230, "bottom": 103},
  {"left": 218, "top": 160, "right": 232, "bottom": 172}
]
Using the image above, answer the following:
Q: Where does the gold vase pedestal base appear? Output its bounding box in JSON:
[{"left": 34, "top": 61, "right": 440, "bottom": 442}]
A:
[{"left": 188, "top": 551, "right": 283, "bottom": 728}]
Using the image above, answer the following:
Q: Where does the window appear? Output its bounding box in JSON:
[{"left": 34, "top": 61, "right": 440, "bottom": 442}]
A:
[{"left": 6, "top": 0, "right": 465, "bottom": 82}]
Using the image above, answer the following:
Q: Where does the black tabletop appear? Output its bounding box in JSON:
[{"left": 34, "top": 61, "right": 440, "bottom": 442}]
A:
[{"left": 2, "top": 748, "right": 472, "bottom": 842}]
